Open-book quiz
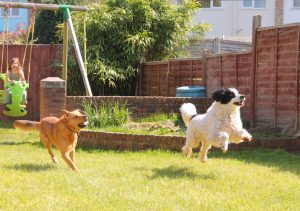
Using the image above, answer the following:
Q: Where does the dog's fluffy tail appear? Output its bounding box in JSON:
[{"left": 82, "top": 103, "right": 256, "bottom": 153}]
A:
[
  {"left": 180, "top": 103, "right": 197, "bottom": 127},
  {"left": 13, "top": 120, "right": 41, "bottom": 131}
]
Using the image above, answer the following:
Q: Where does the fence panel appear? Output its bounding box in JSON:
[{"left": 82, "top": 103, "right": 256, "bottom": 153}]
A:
[
  {"left": 0, "top": 44, "right": 61, "bottom": 121},
  {"left": 141, "top": 58, "right": 203, "bottom": 96},
  {"left": 255, "top": 25, "right": 300, "bottom": 129}
]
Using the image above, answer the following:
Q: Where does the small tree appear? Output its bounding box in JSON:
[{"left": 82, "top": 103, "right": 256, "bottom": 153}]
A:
[{"left": 71, "top": 0, "right": 209, "bottom": 96}]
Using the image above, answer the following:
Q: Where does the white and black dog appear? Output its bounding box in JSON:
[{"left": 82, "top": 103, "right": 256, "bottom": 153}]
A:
[{"left": 180, "top": 88, "right": 252, "bottom": 162}]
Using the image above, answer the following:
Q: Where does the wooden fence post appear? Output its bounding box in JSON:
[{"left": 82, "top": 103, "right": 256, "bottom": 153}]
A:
[
  {"left": 250, "top": 15, "right": 262, "bottom": 127},
  {"left": 202, "top": 50, "right": 207, "bottom": 88},
  {"left": 296, "top": 28, "right": 300, "bottom": 130}
]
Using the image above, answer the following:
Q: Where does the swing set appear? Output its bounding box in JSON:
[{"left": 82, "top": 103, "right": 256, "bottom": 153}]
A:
[{"left": 0, "top": 2, "right": 92, "bottom": 117}]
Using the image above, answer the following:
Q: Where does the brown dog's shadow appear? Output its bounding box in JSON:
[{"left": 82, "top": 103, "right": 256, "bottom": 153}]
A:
[
  {"left": 148, "top": 165, "right": 216, "bottom": 180},
  {"left": 3, "top": 163, "right": 55, "bottom": 172},
  {"left": 0, "top": 141, "right": 41, "bottom": 147}
]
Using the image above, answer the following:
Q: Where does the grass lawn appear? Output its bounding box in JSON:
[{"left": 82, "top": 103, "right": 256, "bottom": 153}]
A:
[{"left": 1, "top": 122, "right": 300, "bottom": 210}]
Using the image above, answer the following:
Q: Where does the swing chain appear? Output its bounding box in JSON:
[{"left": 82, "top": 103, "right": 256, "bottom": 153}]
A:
[
  {"left": 1, "top": 6, "right": 9, "bottom": 74},
  {"left": 22, "top": 5, "right": 36, "bottom": 83}
]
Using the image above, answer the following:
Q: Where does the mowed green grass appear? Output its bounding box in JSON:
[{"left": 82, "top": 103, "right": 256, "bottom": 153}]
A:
[{"left": 1, "top": 124, "right": 300, "bottom": 210}]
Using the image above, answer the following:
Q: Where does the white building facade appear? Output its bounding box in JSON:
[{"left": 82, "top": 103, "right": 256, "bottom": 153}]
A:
[
  {"left": 173, "top": 0, "right": 300, "bottom": 41},
  {"left": 283, "top": 0, "right": 300, "bottom": 24}
]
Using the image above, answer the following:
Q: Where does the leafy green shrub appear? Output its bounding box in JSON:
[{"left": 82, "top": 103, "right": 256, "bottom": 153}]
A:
[
  {"left": 69, "top": 0, "right": 208, "bottom": 95},
  {"left": 82, "top": 100, "right": 130, "bottom": 128}
]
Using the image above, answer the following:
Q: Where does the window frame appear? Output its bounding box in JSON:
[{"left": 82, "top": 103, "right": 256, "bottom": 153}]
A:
[
  {"left": 294, "top": 0, "right": 300, "bottom": 8},
  {"left": 242, "top": 0, "right": 266, "bottom": 9},
  {"left": 200, "top": 0, "right": 223, "bottom": 9},
  {"left": 0, "top": 0, "right": 21, "bottom": 18}
]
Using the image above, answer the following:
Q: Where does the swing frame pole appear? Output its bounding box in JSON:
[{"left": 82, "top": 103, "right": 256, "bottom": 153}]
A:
[
  {"left": 62, "top": 13, "right": 68, "bottom": 82},
  {"left": 0, "top": 2, "right": 87, "bottom": 11},
  {"left": 63, "top": 8, "right": 92, "bottom": 96}
]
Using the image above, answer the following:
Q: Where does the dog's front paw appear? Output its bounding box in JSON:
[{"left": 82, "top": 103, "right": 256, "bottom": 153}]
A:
[
  {"left": 52, "top": 157, "right": 59, "bottom": 164},
  {"left": 199, "top": 156, "right": 208, "bottom": 163},
  {"left": 242, "top": 134, "right": 252, "bottom": 142}
]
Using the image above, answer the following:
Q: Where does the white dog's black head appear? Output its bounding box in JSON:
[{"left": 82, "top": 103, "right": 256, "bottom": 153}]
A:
[{"left": 212, "top": 88, "right": 245, "bottom": 107}]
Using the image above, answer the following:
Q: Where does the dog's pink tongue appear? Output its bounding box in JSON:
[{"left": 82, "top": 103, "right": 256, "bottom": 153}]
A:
[
  {"left": 243, "top": 137, "right": 252, "bottom": 142},
  {"left": 240, "top": 100, "right": 245, "bottom": 107}
]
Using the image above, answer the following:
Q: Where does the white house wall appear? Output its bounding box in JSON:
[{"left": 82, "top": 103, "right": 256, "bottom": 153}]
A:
[
  {"left": 283, "top": 0, "right": 300, "bottom": 24},
  {"left": 193, "top": 0, "right": 275, "bottom": 40}
]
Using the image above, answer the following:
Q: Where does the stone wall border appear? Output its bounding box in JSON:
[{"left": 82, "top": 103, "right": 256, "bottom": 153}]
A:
[{"left": 78, "top": 130, "right": 300, "bottom": 152}]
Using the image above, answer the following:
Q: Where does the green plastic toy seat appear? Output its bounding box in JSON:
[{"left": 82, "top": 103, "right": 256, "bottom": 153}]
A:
[
  {"left": 0, "top": 73, "right": 29, "bottom": 117},
  {"left": 0, "top": 90, "right": 4, "bottom": 103}
]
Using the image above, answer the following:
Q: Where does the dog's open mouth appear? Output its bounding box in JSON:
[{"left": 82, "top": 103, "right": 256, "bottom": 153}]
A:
[
  {"left": 234, "top": 100, "right": 245, "bottom": 106},
  {"left": 78, "top": 121, "right": 88, "bottom": 128}
]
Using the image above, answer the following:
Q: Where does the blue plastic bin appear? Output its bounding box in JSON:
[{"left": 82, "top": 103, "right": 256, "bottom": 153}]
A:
[{"left": 176, "top": 86, "right": 207, "bottom": 98}]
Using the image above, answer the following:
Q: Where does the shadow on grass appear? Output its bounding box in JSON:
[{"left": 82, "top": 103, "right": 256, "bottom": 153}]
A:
[
  {"left": 3, "top": 163, "right": 55, "bottom": 172},
  {"left": 209, "top": 148, "right": 300, "bottom": 176},
  {"left": 149, "top": 165, "right": 216, "bottom": 180},
  {"left": 0, "top": 121, "right": 13, "bottom": 129},
  {"left": 0, "top": 141, "right": 42, "bottom": 147}
]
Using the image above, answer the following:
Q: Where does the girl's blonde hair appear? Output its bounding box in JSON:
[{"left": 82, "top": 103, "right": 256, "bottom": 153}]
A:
[{"left": 9, "top": 57, "right": 22, "bottom": 71}]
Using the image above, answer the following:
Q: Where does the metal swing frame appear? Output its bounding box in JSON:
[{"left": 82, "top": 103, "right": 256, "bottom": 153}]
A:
[{"left": 0, "top": 2, "right": 92, "bottom": 117}]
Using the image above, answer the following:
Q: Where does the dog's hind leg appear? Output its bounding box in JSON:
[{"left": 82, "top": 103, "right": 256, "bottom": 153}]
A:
[
  {"left": 61, "top": 151, "right": 78, "bottom": 171},
  {"left": 208, "top": 132, "right": 229, "bottom": 153},
  {"left": 182, "top": 145, "right": 192, "bottom": 158},
  {"left": 40, "top": 132, "right": 58, "bottom": 164},
  {"left": 70, "top": 150, "right": 75, "bottom": 162},
  {"left": 199, "top": 143, "right": 211, "bottom": 163}
]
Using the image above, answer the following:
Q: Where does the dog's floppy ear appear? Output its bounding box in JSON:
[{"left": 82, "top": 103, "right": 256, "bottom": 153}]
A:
[
  {"left": 212, "top": 88, "right": 225, "bottom": 102},
  {"left": 72, "top": 109, "right": 82, "bottom": 114},
  {"left": 61, "top": 109, "right": 70, "bottom": 117}
]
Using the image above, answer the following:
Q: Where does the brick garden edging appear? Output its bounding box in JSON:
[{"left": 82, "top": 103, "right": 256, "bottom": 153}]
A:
[{"left": 78, "top": 130, "right": 300, "bottom": 151}]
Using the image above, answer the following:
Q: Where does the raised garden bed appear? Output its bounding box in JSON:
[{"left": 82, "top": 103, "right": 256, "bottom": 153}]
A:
[{"left": 78, "top": 130, "right": 300, "bottom": 152}]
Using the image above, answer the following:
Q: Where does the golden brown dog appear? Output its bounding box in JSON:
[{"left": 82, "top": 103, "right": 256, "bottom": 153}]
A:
[{"left": 14, "top": 109, "right": 88, "bottom": 171}]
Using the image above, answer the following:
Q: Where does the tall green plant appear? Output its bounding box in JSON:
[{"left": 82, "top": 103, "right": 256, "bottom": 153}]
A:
[{"left": 82, "top": 100, "right": 130, "bottom": 128}]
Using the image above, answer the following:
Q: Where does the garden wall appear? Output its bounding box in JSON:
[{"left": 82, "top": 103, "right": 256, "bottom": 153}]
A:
[{"left": 78, "top": 130, "right": 300, "bottom": 152}]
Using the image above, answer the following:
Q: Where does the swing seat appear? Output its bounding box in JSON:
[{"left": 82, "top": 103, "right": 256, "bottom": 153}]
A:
[
  {"left": 0, "top": 90, "right": 4, "bottom": 104},
  {"left": 0, "top": 73, "right": 29, "bottom": 117}
]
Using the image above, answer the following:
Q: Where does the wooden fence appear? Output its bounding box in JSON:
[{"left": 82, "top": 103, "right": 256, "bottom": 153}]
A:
[
  {"left": 140, "top": 58, "right": 203, "bottom": 97},
  {"left": 140, "top": 23, "right": 300, "bottom": 130},
  {"left": 0, "top": 44, "right": 61, "bottom": 121}
]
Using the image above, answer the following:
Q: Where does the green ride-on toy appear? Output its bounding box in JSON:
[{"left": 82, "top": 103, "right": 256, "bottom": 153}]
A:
[{"left": 0, "top": 73, "right": 29, "bottom": 117}]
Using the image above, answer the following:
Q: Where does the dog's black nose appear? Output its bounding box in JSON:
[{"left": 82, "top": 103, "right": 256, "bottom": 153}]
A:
[{"left": 240, "top": 95, "right": 245, "bottom": 100}]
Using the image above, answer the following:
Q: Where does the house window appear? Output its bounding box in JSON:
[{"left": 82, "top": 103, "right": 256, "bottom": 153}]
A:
[
  {"left": 200, "top": 0, "right": 222, "bottom": 8},
  {"left": 11, "top": 0, "right": 20, "bottom": 16},
  {"left": 0, "top": 0, "right": 20, "bottom": 17},
  {"left": 294, "top": 0, "right": 300, "bottom": 8},
  {"left": 243, "top": 0, "right": 266, "bottom": 9}
]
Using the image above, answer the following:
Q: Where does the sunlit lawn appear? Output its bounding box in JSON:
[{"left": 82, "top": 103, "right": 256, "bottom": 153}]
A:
[{"left": 1, "top": 122, "right": 300, "bottom": 210}]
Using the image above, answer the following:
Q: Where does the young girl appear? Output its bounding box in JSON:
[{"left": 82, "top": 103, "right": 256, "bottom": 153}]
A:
[{"left": 3, "top": 57, "right": 27, "bottom": 110}]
